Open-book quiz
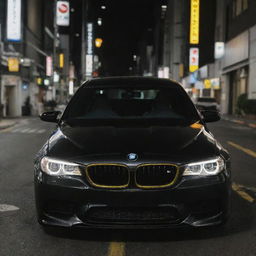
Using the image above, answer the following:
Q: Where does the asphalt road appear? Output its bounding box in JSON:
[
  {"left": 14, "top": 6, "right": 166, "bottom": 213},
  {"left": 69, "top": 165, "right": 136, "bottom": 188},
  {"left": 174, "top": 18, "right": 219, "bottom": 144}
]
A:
[{"left": 0, "top": 117, "right": 255, "bottom": 256}]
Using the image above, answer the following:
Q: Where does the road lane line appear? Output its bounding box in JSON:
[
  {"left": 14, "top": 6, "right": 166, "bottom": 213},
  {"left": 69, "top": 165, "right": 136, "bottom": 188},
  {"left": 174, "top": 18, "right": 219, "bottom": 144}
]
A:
[
  {"left": 0, "top": 204, "right": 19, "bottom": 212},
  {"left": 108, "top": 242, "right": 125, "bottom": 256},
  {"left": 232, "top": 183, "right": 255, "bottom": 203},
  {"left": 20, "top": 128, "right": 30, "bottom": 133},
  {"left": 37, "top": 129, "right": 46, "bottom": 134},
  {"left": 11, "top": 128, "right": 20, "bottom": 133},
  {"left": 228, "top": 141, "right": 256, "bottom": 158},
  {"left": 27, "top": 129, "right": 36, "bottom": 133}
]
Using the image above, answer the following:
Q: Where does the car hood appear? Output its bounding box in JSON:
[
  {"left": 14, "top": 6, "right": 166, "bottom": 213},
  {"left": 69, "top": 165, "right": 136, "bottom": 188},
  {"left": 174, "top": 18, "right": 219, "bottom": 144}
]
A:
[{"left": 47, "top": 124, "right": 218, "bottom": 164}]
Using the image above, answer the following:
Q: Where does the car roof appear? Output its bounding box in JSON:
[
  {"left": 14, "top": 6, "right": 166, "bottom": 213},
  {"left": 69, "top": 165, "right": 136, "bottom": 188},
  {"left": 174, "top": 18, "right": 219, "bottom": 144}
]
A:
[{"left": 82, "top": 76, "right": 182, "bottom": 88}]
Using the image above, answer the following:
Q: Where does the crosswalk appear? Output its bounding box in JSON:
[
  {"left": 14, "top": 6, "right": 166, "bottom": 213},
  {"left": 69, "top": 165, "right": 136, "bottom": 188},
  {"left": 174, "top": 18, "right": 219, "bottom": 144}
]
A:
[{"left": 10, "top": 127, "right": 46, "bottom": 134}]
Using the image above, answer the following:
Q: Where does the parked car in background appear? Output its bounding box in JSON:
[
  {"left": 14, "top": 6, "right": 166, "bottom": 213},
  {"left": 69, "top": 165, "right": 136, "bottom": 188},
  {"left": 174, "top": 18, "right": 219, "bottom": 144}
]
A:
[{"left": 195, "top": 97, "right": 220, "bottom": 111}]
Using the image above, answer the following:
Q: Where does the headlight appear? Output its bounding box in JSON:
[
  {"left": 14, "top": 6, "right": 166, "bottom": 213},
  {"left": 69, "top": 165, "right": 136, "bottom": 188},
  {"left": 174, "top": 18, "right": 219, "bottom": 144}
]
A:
[
  {"left": 183, "top": 157, "right": 225, "bottom": 176},
  {"left": 40, "top": 157, "right": 82, "bottom": 176}
]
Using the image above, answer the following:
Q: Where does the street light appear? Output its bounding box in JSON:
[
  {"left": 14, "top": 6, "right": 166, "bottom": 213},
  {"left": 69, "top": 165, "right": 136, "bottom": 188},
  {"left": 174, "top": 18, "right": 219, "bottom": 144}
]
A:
[
  {"left": 97, "top": 18, "right": 102, "bottom": 26},
  {"left": 95, "top": 38, "right": 103, "bottom": 48}
]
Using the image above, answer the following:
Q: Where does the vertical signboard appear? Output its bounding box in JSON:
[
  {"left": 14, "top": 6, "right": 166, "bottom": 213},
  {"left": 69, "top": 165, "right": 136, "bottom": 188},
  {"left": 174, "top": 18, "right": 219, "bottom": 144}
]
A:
[
  {"left": 86, "top": 23, "right": 93, "bottom": 76},
  {"left": 214, "top": 42, "right": 225, "bottom": 59},
  {"left": 46, "top": 56, "right": 53, "bottom": 76},
  {"left": 190, "top": 0, "right": 200, "bottom": 45},
  {"left": 56, "top": 1, "right": 70, "bottom": 26},
  {"left": 7, "top": 0, "right": 22, "bottom": 42},
  {"left": 59, "top": 53, "right": 64, "bottom": 68},
  {"left": 189, "top": 48, "right": 199, "bottom": 72}
]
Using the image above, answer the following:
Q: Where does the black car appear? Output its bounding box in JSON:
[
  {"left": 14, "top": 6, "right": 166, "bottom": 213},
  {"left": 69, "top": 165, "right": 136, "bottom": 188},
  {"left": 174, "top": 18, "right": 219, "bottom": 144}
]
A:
[
  {"left": 34, "top": 77, "right": 231, "bottom": 229},
  {"left": 195, "top": 97, "right": 220, "bottom": 111}
]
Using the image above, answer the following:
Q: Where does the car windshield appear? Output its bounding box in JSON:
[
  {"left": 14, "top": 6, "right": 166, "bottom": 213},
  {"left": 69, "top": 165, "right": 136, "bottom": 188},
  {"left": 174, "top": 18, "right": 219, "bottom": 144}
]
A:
[
  {"left": 62, "top": 86, "right": 200, "bottom": 126},
  {"left": 197, "top": 98, "right": 217, "bottom": 103}
]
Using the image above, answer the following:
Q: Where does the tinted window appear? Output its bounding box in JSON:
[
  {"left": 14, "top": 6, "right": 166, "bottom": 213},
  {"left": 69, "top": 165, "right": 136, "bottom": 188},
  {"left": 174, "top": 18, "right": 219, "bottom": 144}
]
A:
[
  {"left": 63, "top": 86, "right": 200, "bottom": 126},
  {"left": 197, "top": 98, "right": 217, "bottom": 103}
]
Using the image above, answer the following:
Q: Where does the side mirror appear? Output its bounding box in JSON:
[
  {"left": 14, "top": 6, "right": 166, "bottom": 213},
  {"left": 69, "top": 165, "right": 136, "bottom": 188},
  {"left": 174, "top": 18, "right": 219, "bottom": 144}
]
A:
[
  {"left": 201, "top": 110, "right": 221, "bottom": 123},
  {"left": 40, "top": 111, "right": 61, "bottom": 123}
]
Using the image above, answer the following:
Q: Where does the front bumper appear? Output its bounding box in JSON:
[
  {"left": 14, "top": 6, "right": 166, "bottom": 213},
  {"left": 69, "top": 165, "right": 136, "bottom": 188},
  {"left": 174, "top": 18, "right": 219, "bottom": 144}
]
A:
[{"left": 34, "top": 171, "right": 231, "bottom": 229}]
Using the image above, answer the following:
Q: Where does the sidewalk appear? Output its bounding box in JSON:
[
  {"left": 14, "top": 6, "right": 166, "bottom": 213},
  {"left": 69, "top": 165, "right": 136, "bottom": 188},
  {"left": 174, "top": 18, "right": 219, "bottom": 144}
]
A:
[
  {"left": 0, "top": 118, "right": 18, "bottom": 130},
  {"left": 222, "top": 114, "right": 256, "bottom": 129}
]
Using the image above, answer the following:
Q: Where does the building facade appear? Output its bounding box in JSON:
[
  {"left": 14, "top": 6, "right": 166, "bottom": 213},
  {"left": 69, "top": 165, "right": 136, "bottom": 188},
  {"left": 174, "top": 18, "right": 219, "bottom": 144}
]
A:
[
  {"left": 0, "top": 0, "right": 52, "bottom": 117},
  {"left": 0, "top": 0, "right": 74, "bottom": 117},
  {"left": 220, "top": 0, "right": 256, "bottom": 114}
]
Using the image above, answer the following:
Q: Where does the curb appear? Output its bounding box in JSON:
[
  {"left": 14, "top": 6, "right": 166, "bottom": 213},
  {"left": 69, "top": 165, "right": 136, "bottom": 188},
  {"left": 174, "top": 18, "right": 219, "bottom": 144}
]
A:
[
  {"left": 0, "top": 121, "right": 17, "bottom": 131},
  {"left": 222, "top": 117, "right": 256, "bottom": 129}
]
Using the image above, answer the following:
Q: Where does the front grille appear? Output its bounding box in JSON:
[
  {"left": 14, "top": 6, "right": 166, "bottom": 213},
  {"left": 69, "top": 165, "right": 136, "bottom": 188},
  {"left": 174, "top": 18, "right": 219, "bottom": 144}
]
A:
[
  {"left": 86, "top": 164, "right": 129, "bottom": 188},
  {"left": 135, "top": 164, "right": 179, "bottom": 188},
  {"left": 86, "top": 206, "right": 180, "bottom": 223}
]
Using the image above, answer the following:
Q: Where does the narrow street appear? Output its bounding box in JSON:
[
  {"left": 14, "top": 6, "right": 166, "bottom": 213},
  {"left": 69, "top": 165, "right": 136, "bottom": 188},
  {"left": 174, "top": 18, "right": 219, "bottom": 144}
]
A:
[{"left": 0, "top": 118, "right": 255, "bottom": 256}]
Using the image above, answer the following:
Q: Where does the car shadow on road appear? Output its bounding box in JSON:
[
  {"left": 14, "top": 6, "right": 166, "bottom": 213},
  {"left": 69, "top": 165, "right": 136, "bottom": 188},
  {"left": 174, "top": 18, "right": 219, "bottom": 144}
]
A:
[{"left": 43, "top": 192, "right": 254, "bottom": 242}]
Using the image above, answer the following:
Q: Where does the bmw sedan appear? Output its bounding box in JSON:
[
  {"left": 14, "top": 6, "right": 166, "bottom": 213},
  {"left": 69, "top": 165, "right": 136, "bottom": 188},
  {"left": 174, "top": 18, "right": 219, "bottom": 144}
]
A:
[{"left": 34, "top": 77, "right": 231, "bottom": 229}]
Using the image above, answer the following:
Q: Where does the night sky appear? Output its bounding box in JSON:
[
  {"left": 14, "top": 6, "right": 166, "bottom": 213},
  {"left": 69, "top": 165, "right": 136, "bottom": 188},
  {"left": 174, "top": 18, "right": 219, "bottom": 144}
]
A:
[
  {"left": 97, "top": 0, "right": 157, "bottom": 75},
  {"left": 71, "top": 0, "right": 164, "bottom": 76}
]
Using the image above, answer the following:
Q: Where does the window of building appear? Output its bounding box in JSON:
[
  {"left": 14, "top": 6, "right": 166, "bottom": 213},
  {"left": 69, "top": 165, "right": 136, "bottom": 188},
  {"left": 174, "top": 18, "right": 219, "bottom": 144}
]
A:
[
  {"left": 236, "top": 0, "right": 243, "bottom": 16},
  {"left": 232, "top": 0, "right": 248, "bottom": 18},
  {"left": 232, "top": 2, "right": 236, "bottom": 18},
  {"left": 242, "top": 0, "right": 248, "bottom": 10}
]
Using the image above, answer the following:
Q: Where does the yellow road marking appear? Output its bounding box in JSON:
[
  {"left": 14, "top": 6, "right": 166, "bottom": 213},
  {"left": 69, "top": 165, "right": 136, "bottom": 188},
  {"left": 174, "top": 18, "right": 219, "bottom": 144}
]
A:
[
  {"left": 232, "top": 183, "right": 255, "bottom": 203},
  {"left": 228, "top": 141, "right": 256, "bottom": 158},
  {"left": 108, "top": 242, "right": 125, "bottom": 256}
]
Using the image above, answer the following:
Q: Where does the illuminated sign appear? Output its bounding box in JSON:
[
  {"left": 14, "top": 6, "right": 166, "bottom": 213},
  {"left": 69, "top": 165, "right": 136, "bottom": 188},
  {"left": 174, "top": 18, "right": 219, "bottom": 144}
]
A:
[
  {"left": 86, "top": 23, "right": 94, "bottom": 76},
  {"left": 214, "top": 42, "right": 225, "bottom": 59},
  {"left": 69, "top": 80, "right": 74, "bottom": 95},
  {"left": 7, "top": 0, "right": 22, "bottom": 41},
  {"left": 190, "top": 0, "right": 200, "bottom": 45},
  {"left": 44, "top": 79, "right": 50, "bottom": 86},
  {"left": 46, "top": 56, "right": 53, "bottom": 76},
  {"left": 179, "top": 64, "right": 184, "bottom": 78},
  {"left": 87, "top": 23, "right": 93, "bottom": 55},
  {"left": 56, "top": 1, "right": 70, "bottom": 26},
  {"left": 8, "top": 58, "right": 19, "bottom": 72},
  {"left": 37, "top": 78, "right": 42, "bottom": 85},
  {"left": 204, "top": 79, "right": 211, "bottom": 89},
  {"left": 86, "top": 55, "right": 93, "bottom": 75},
  {"left": 59, "top": 53, "right": 64, "bottom": 68},
  {"left": 189, "top": 48, "right": 199, "bottom": 72},
  {"left": 204, "top": 78, "right": 220, "bottom": 89}
]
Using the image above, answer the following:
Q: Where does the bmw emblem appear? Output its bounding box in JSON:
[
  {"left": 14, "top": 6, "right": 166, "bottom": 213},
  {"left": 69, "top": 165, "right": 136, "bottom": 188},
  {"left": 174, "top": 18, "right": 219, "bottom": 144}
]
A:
[{"left": 127, "top": 153, "right": 138, "bottom": 161}]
